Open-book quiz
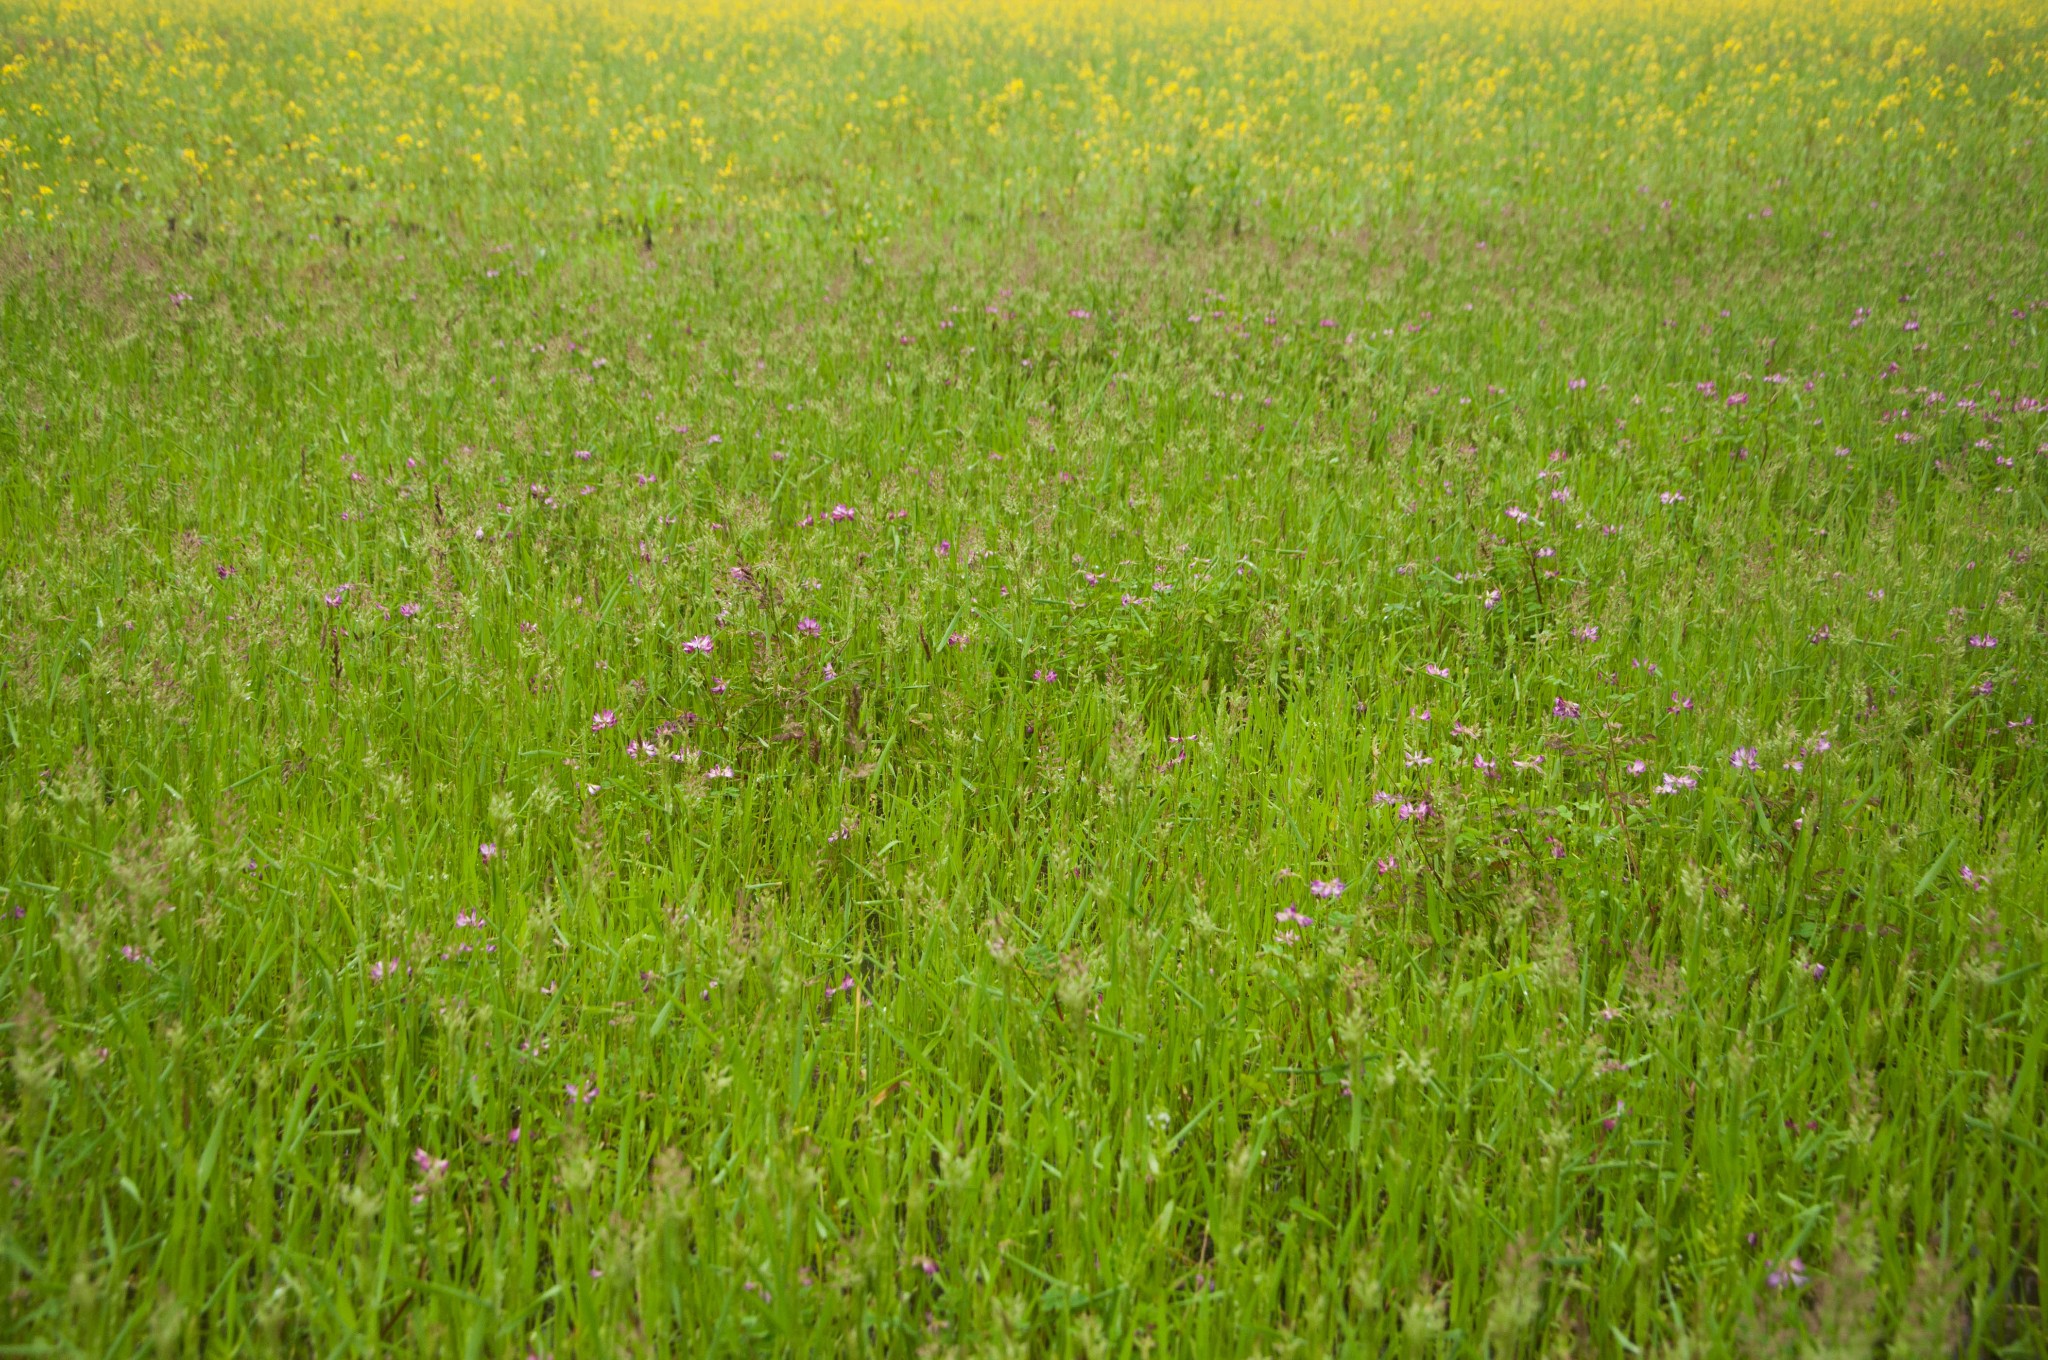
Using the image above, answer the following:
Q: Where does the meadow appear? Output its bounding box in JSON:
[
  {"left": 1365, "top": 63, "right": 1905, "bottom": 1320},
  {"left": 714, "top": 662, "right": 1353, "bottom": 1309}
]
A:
[{"left": 1, "top": 0, "right": 2046, "bottom": 1353}]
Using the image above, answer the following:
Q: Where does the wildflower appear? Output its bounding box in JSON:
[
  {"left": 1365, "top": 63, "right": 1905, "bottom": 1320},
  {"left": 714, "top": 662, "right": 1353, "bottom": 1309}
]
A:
[
  {"left": 1505, "top": 506, "right": 1531, "bottom": 523},
  {"left": 796, "top": 618, "right": 821, "bottom": 638},
  {"left": 323, "top": 585, "right": 352, "bottom": 607},
  {"left": 1404, "top": 751, "right": 1433, "bottom": 768},
  {"left": 1568, "top": 377, "right": 1588, "bottom": 391},
  {"left": 591, "top": 710, "right": 617, "bottom": 732},
  {"left": 1726, "top": 392, "right": 1748, "bottom": 408},
  {"left": 1308, "top": 878, "right": 1345, "bottom": 900},
  {"left": 1659, "top": 491, "right": 1686, "bottom": 504},
  {"left": 1730, "top": 747, "right": 1761, "bottom": 771},
  {"left": 369, "top": 959, "right": 400, "bottom": 982},
  {"left": 1396, "top": 801, "right": 1431, "bottom": 821},
  {"left": 1276, "top": 906, "right": 1316, "bottom": 927},
  {"left": 399, "top": 602, "right": 421, "bottom": 619},
  {"left": 828, "top": 504, "right": 855, "bottom": 522},
  {"left": 1808, "top": 626, "right": 1830, "bottom": 644},
  {"left": 705, "top": 765, "right": 736, "bottom": 779},
  {"left": 1423, "top": 663, "right": 1450, "bottom": 679},
  {"left": 710, "top": 678, "right": 729, "bottom": 695},
  {"left": 935, "top": 540, "right": 951, "bottom": 557},
  {"left": 1375, "top": 856, "right": 1399, "bottom": 874},
  {"left": 1572, "top": 625, "right": 1598, "bottom": 642},
  {"left": 681, "top": 635, "right": 713, "bottom": 654},
  {"left": 1032, "top": 668, "right": 1057, "bottom": 683},
  {"left": 1668, "top": 693, "right": 1694, "bottom": 714},
  {"left": 1472, "top": 753, "right": 1498, "bottom": 776},
  {"left": 1655, "top": 773, "right": 1698, "bottom": 795},
  {"left": 479, "top": 842, "right": 499, "bottom": 865},
  {"left": 1552, "top": 698, "right": 1581, "bottom": 720},
  {"left": 214, "top": 563, "right": 236, "bottom": 579},
  {"left": 1627, "top": 760, "right": 1648, "bottom": 775},
  {"left": 947, "top": 633, "right": 969, "bottom": 648},
  {"left": 1483, "top": 589, "right": 1502, "bottom": 610},
  {"left": 1766, "top": 1258, "right": 1809, "bottom": 1291},
  {"left": 1959, "top": 865, "right": 1990, "bottom": 892},
  {"left": 564, "top": 1081, "right": 597, "bottom": 1106},
  {"left": 1968, "top": 634, "right": 1998, "bottom": 649}
]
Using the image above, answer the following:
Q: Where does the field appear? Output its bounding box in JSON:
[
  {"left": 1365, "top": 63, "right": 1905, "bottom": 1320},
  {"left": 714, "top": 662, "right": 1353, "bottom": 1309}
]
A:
[{"left": 2, "top": 0, "right": 2046, "bottom": 1353}]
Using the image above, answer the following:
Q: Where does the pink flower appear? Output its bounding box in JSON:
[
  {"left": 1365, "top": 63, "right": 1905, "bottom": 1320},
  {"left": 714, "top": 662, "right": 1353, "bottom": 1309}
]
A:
[
  {"left": 1959, "top": 865, "right": 1990, "bottom": 892},
  {"left": 828, "top": 504, "right": 856, "bottom": 522},
  {"left": 479, "top": 842, "right": 498, "bottom": 864},
  {"left": 797, "top": 618, "right": 821, "bottom": 637},
  {"left": 399, "top": 602, "right": 421, "bottom": 619},
  {"left": 1308, "top": 878, "right": 1345, "bottom": 900},
  {"left": 1729, "top": 747, "right": 1760, "bottom": 771},
  {"left": 1766, "top": 1257, "right": 1809, "bottom": 1290},
  {"left": 1396, "top": 801, "right": 1430, "bottom": 821},
  {"left": 1968, "top": 634, "right": 1998, "bottom": 649},
  {"left": 1276, "top": 906, "right": 1316, "bottom": 927},
  {"left": 1375, "top": 856, "right": 1398, "bottom": 874},
  {"left": 681, "top": 635, "right": 713, "bottom": 654},
  {"left": 1552, "top": 698, "right": 1581, "bottom": 720},
  {"left": 591, "top": 709, "right": 617, "bottom": 732},
  {"left": 1032, "top": 668, "right": 1057, "bottom": 683}
]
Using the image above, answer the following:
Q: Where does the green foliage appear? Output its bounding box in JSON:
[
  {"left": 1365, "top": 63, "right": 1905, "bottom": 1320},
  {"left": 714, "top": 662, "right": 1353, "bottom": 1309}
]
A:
[{"left": 0, "top": 0, "right": 2045, "bottom": 1355}]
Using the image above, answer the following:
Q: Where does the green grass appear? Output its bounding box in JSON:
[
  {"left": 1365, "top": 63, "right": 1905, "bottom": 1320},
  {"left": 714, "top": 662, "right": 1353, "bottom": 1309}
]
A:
[{"left": 1, "top": 0, "right": 2046, "bottom": 1354}]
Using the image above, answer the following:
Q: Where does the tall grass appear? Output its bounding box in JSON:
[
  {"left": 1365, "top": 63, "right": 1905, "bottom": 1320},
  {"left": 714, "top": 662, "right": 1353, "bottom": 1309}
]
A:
[{"left": 0, "top": 0, "right": 2044, "bottom": 1353}]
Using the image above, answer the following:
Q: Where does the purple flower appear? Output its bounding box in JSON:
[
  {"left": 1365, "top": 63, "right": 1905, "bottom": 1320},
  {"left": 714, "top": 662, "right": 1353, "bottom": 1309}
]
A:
[
  {"left": 399, "top": 602, "right": 421, "bottom": 619},
  {"left": 1568, "top": 377, "right": 1588, "bottom": 391},
  {"left": 1655, "top": 772, "right": 1698, "bottom": 795},
  {"left": 1552, "top": 697, "right": 1581, "bottom": 720},
  {"left": 479, "top": 842, "right": 498, "bottom": 865},
  {"left": 1396, "top": 801, "right": 1431, "bottom": 821},
  {"left": 1032, "top": 668, "right": 1057, "bottom": 683},
  {"left": 797, "top": 617, "right": 821, "bottom": 638},
  {"left": 1766, "top": 1257, "right": 1809, "bottom": 1290},
  {"left": 1276, "top": 906, "right": 1316, "bottom": 927},
  {"left": 1968, "top": 634, "right": 1998, "bottom": 649},
  {"left": 215, "top": 563, "right": 236, "bottom": 579},
  {"left": 1959, "top": 864, "right": 1990, "bottom": 892},
  {"left": 1307, "top": 878, "right": 1345, "bottom": 900},
  {"left": 681, "top": 635, "right": 713, "bottom": 654},
  {"left": 591, "top": 709, "right": 617, "bottom": 732},
  {"left": 828, "top": 504, "right": 856, "bottom": 523},
  {"left": 1729, "top": 747, "right": 1760, "bottom": 771}
]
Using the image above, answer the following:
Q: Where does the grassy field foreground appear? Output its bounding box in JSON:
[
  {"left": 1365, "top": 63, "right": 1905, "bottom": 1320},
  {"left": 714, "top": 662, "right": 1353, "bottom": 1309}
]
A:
[{"left": 2, "top": 0, "right": 2047, "bottom": 1353}]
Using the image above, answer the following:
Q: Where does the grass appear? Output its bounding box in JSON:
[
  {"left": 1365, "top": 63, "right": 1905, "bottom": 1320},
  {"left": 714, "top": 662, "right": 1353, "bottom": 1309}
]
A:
[{"left": 1, "top": 0, "right": 2046, "bottom": 1353}]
